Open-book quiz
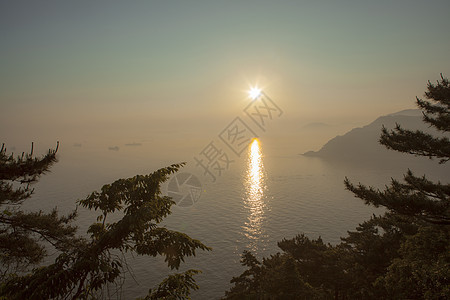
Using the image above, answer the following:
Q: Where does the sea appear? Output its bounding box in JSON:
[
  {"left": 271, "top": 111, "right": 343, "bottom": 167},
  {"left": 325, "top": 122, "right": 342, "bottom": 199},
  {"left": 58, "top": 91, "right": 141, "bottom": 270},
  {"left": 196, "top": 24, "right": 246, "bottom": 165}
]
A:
[{"left": 19, "top": 138, "right": 448, "bottom": 299}]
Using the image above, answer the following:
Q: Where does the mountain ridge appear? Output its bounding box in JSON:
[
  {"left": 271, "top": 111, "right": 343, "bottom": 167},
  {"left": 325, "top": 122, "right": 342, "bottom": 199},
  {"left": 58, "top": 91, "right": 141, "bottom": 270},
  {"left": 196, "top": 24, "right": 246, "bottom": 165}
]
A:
[{"left": 302, "top": 109, "right": 431, "bottom": 162}]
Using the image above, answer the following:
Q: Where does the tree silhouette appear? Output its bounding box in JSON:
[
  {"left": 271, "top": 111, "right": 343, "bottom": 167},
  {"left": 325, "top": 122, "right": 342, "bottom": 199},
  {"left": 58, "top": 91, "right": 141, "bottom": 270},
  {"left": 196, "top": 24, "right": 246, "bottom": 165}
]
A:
[
  {"left": 224, "top": 75, "right": 449, "bottom": 299},
  {"left": 0, "top": 142, "right": 78, "bottom": 278},
  {"left": 0, "top": 146, "right": 210, "bottom": 299},
  {"left": 344, "top": 74, "right": 449, "bottom": 298}
]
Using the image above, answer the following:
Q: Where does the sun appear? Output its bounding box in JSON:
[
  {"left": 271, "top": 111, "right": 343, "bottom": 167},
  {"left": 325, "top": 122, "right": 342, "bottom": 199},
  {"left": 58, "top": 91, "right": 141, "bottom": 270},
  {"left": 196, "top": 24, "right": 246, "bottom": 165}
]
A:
[{"left": 248, "top": 87, "right": 262, "bottom": 100}]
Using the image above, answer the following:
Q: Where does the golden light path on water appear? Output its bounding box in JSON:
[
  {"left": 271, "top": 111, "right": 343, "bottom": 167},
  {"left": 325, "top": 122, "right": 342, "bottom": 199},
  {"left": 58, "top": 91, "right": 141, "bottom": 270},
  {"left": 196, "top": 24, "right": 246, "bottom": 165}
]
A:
[{"left": 242, "top": 138, "right": 268, "bottom": 251}]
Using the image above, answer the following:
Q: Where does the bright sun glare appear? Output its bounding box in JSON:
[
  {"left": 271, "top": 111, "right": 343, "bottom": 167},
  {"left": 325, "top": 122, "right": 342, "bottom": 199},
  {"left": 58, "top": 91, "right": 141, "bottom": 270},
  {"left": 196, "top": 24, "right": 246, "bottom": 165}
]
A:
[
  {"left": 249, "top": 87, "right": 262, "bottom": 100},
  {"left": 249, "top": 138, "right": 262, "bottom": 194},
  {"left": 244, "top": 137, "right": 265, "bottom": 246}
]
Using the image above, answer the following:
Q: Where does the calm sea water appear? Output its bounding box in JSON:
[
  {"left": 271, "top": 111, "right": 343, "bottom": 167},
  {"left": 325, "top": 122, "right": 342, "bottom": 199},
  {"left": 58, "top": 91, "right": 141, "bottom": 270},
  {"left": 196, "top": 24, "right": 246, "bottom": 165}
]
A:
[{"left": 23, "top": 140, "right": 448, "bottom": 299}]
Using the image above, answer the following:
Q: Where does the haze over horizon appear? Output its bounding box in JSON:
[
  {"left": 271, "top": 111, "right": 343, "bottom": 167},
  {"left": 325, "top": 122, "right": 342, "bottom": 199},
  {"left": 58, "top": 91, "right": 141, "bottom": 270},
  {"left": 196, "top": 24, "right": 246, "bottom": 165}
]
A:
[
  {"left": 2, "top": 2, "right": 450, "bottom": 299},
  {"left": 2, "top": 1, "right": 450, "bottom": 154}
]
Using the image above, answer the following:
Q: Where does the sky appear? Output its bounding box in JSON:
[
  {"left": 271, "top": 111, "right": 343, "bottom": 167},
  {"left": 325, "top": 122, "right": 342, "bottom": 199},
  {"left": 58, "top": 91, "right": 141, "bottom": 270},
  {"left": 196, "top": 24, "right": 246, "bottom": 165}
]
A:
[{"left": 1, "top": 0, "right": 450, "bottom": 152}]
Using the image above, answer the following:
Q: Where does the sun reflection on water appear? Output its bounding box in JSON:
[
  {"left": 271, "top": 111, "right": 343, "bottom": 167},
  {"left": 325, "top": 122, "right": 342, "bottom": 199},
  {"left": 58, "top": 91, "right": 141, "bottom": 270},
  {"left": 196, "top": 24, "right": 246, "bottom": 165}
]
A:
[{"left": 242, "top": 138, "right": 268, "bottom": 251}]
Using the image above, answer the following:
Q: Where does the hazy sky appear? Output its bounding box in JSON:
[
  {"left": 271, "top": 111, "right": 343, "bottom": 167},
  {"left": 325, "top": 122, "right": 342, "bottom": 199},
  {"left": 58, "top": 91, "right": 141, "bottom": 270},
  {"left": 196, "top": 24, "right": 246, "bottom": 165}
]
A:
[{"left": 1, "top": 0, "right": 450, "bottom": 148}]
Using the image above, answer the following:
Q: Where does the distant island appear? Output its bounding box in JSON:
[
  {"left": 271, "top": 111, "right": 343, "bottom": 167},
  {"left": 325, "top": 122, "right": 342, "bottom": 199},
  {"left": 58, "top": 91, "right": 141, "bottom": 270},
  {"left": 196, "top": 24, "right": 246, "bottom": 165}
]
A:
[{"left": 302, "top": 109, "right": 430, "bottom": 162}]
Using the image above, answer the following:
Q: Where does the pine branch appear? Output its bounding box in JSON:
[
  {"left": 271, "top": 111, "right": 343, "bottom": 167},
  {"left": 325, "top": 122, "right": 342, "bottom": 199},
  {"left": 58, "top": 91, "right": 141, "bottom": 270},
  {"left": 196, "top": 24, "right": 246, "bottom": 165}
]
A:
[
  {"left": 344, "top": 177, "right": 450, "bottom": 225},
  {"left": 380, "top": 125, "right": 450, "bottom": 163},
  {"left": 0, "top": 209, "right": 78, "bottom": 250},
  {"left": 0, "top": 142, "right": 59, "bottom": 183}
]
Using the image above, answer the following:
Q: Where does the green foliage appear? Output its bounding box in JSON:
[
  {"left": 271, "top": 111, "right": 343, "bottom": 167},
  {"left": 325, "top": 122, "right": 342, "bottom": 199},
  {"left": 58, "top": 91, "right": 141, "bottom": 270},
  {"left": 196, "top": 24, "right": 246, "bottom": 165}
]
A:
[
  {"left": 377, "top": 226, "right": 450, "bottom": 299},
  {"left": 143, "top": 269, "right": 201, "bottom": 300},
  {"left": 1, "top": 145, "right": 210, "bottom": 299},
  {"left": 277, "top": 234, "right": 350, "bottom": 294},
  {"left": 340, "top": 213, "right": 418, "bottom": 299},
  {"left": 224, "top": 75, "right": 450, "bottom": 299},
  {"left": 225, "top": 249, "right": 316, "bottom": 299}
]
